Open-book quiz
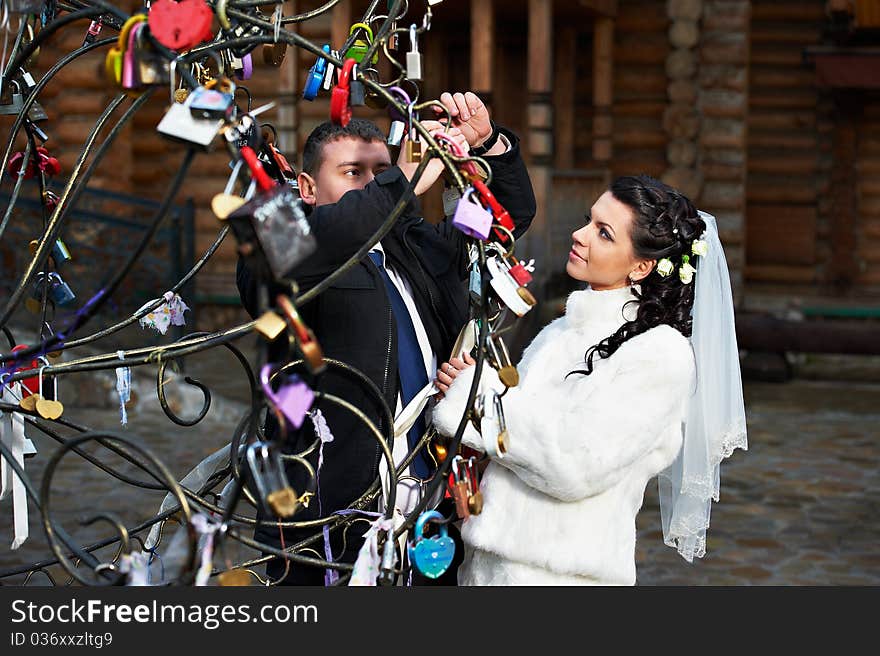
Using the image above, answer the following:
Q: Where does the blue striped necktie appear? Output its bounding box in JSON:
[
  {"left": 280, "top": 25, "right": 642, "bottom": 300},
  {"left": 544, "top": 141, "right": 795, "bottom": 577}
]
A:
[{"left": 368, "top": 251, "right": 432, "bottom": 478}]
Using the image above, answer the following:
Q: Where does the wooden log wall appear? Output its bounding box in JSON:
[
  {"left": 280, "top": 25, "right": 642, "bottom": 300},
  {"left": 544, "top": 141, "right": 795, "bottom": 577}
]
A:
[
  {"left": 745, "top": 0, "right": 825, "bottom": 285},
  {"left": 611, "top": 0, "right": 670, "bottom": 180},
  {"left": 857, "top": 99, "right": 880, "bottom": 287}
]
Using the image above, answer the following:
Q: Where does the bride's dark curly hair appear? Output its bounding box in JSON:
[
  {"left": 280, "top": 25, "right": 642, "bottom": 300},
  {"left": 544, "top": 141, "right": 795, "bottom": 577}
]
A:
[{"left": 570, "top": 174, "right": 706, "bottom": 376}]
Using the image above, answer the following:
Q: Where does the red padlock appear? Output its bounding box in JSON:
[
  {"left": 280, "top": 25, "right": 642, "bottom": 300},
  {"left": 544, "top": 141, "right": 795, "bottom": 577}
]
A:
[
  {"left": 472, "top": 178, "right": 515, "bottom": 243},
  {"left": 330, "top": 59, "right": 356, "bottom": 127},
  {"left": 10, "top": 345, "right": 39, "bottom": 395},
  {"left": 37, "top": 147, "right": 60, "bottom": 177},
  {"left": 148, "top": 0, "right": 214, "bottom": 52},
  {"left": 7, "top": 150, "right": 31, "bottom": 178},
  {"left": 508, "top": 261, "right": 533, "bottom": 286}
]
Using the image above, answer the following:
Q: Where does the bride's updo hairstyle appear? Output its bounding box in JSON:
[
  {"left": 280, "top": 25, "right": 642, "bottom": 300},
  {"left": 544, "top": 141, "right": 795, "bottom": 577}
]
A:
[{"left": 571, "top": 174, "right": 707, "bottom": 376}]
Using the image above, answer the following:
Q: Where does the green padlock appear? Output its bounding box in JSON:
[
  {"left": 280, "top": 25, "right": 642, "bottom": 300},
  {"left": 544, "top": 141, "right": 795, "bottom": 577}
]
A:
[{"left": 345, "top": 22, "right": 378, "bottom": 65}]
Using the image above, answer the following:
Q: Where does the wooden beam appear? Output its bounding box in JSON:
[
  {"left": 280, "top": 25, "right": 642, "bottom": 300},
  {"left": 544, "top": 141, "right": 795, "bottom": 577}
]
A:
[
  {"left": 830, "top": 91, "right": 861, "bottom": 287},
  {"left": 471, "top": 0, "right": 494, "bottom": 94},
  {"left": 331, "top": 1, "right": 351, "bottom": 54},
  {"left": 554, "top": 25, "right": 577, "bottom": 169},
  {"left": 578, "top": 0, "right": 618, "bottom": 16},
  {"left": 593, "top": 17, "right": 614, "bottom": 162},
  {"left": 528, "top": 0, "right": 553, "bottom": 93}
]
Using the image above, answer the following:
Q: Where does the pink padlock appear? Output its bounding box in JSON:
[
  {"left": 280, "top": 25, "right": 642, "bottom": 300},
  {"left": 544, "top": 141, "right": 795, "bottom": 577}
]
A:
[
  {"left": 260, "top": 364, "right": 315, "bottom": 429},
  {"left": 451, "top": 188, "right": 493, "bottom": 240}
]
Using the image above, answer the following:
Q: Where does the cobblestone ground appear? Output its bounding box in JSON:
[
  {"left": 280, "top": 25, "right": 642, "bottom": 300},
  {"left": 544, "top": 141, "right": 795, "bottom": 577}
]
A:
[{"left": 1, "top": 342, "right": 878, "bottom": 585}]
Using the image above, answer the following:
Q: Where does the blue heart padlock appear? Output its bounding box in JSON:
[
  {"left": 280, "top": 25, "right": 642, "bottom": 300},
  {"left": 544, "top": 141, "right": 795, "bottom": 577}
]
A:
[{"left": 408, "top": 510, "right": 456, "bottom": 579}]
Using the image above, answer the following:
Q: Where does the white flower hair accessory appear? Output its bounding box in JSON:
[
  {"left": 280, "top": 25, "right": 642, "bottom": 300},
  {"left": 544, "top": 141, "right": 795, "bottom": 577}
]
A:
[
  {"left": 691, "top": 238, "right": 709, "bottom": 257},
  {"left": 679, "top": 255, "right": 697, "bottom": 284},
  {"left": 657, "top": 258, "right": 674, "bottom": 277}
]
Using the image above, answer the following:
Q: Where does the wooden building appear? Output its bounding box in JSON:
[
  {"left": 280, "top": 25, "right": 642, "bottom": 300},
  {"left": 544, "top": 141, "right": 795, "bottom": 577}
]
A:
[{"left": 8, "top": 0, "right": 880, "bottom": 331}]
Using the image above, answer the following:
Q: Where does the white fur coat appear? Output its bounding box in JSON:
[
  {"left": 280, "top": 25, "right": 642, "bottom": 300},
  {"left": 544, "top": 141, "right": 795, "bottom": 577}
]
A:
[{"left": 431, "top": 285, "right": 695, "bottom": 585}]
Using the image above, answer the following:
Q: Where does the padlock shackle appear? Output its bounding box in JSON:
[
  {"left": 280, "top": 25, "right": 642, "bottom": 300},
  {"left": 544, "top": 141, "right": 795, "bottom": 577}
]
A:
[
  {"left": 413, "top": 509, "right": 446, "bottom": 539},
  {"left": 349, "top": 22, "right": 374, "bottom": 40},
  {"left": 239, "top": 145, "right": 275, "bottom": 192},
  {"left": 337, "top": 58, "right": 356, "bottom": 90}
]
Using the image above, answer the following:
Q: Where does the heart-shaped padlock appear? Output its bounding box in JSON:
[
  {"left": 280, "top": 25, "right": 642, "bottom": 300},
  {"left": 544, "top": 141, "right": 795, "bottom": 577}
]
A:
[
  {"left": 259, "top": 364, "right": 314, "bottom": 429},
  {"left": 148, "top": 0, "right": 214, "bottom": 52},
  {"left": 452, "top": 188, "right": 493, "bottom": 240},
  {"left": 408, "top": 510, "right": 456, "bottom": 579}
]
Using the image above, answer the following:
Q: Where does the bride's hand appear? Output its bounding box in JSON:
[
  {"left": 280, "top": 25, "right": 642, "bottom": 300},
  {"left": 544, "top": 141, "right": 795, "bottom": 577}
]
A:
[{"left": 433, "top": 352, "right": 476, "bottom": 399}]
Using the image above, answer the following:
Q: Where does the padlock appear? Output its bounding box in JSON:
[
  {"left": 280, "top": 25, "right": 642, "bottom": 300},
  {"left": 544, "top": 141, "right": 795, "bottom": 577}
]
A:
[
  {"left": 486, "top": 332, "right": 519, "bottom": 388},
  {"left": 47, "top": 272, "right": 76, "bottom": 307},
  {"left": 148, "top": 0, "right": 214, "bottom": 52},
  {"left": 387, "top": 120, "right": 405, "bottom": 147},
  {"left": 302, "top": 45, "right": 329, "bottom": 100},
  {"left": 230, "top": 52, "right": 253, "bottom": 81},
  {"left": 226, "top": 184, "right": 317, "bottom": 281},
  {"left": 0, "top": 81, "right": 25, "bottom": 116},
  {"left": 322, "top": 49, "right": 339, "bottom": 91},
  {"left": 408, "top": 511, "right": 456, "bottom": 579},
  {"left": 465, "top": 456, "right": 483, "bottom": 515},
  {"left": 245, "top": 441, "right": 300, "bottom": 518},
  {"left": 121, "top": 22, "right": 143, "bottom": 90},
  {"left": 450, "top": 455, "right": 470, "bottom": 519},
  {"left": 472, "top": 178, "right": 515, "bottom": 244},
  {"left": 29, "top": 238, "right": 71, "bottom": 267},
  {"left": 189, "top": 78, "right": 235, "bottom": 120},
  {"left": 478, "top": 390, "right": 509, "bottom": 459},
  {"left": 452, "top": 188, "right": 493, "bottom": 240},
  {"left": 329, "top": 58, "right": 356, "bottom": 127},
  {"left": 275, "top": 294, "right": 326, "bottom": 374},
  {"left": 136, "top": 24, "right": 171, "bottom": 87},
  {"left": 405, "top": 102, "right": 422, "bottom": 163},
  {"left": 254, "top": 311, "right": 287, "bottom": 341},
  {"left": 35, "top": 366, "right": 63, "bottom": 420},
  {"left": 344, "top": 23, "right": 378, "bottom": 65},
  {"left": 259, "top": 364, "right": 315, "bottom": 430},
  {"left": 217, "top": 569, "right": 251, "bottom": 586},
  {"left": 83, "top": 18, "right": 104, "bottom": 46},
  {"left": 468, "top": 258, "right": 482, "bottom": 304},
  {"left": 10, "top": 345, "right": 39, "bottom": 396},
  {"left": 406, "top": 24, "right": 422, "bottom": 80},
  {"left": 486, "top": 254, "right": 536, "bottom": 317},
  {"left": 157, "top": 91, "right": 225, "bottom": 150},
  {"left": 349, "top": 64, "right": 366, "bottom": 107}
]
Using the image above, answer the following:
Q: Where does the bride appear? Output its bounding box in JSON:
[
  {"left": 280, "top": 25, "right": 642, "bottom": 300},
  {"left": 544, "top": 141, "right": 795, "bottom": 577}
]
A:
[{"left": 432, "top": 174, "right": 747, "bottom": 585}]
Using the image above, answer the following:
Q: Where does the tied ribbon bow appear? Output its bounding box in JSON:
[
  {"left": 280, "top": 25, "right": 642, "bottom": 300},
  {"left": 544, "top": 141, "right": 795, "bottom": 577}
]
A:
[
  {"left": 349, "top": 516, "right": 396, "bottom": 586},
  {"left": 137, "top": 292, "right": 189, "bottom": 335}
]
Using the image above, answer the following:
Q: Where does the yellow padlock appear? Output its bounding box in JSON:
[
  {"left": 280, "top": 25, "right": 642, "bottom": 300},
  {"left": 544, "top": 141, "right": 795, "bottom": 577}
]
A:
[
  {"left": 104, "top": 14, "right": 146, "bottom": 86},
  {"left": 344, "top": 23, "right": 378, "bottom": 65}
]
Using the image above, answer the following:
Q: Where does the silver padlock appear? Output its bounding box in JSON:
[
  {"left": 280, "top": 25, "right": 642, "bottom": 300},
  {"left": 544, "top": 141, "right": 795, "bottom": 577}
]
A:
[
  {"left": 0, "top": 81, "right": 25, "bottom": 116},
  {"left": 245, "top": 441, "right": 300, "bottom": 518},
  {"left": 157, "top": 92, "right": 225, "bottom": 150},
  {"left": 387, "top": 119, "right": 405, "bottom": 146},
  {"left": 406, "top": 24, "right": 422, "bottom": 81}
]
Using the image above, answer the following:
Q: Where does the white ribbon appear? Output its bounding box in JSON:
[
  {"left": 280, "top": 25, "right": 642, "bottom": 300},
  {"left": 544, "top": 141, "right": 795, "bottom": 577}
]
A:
[
  {"left": 1, "top": 381, "right": 29, "bottom": 549},
  {"left": 349, "top": 515, "right": 397, "bottom": 586},
  {"left": 118, "top": 550, "right": 151, "bottom": 586},
  {"left": 191, "top": 513, "right": 221, "bottom": 586},
  {"left": 115, "top": 351, "right": 131, "bottom": 426}
]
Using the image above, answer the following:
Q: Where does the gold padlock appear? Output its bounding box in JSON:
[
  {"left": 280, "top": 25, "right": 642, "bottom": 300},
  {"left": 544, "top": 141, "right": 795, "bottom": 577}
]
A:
[
  {"left": 467, "top": 490, "right": 484, "bottom": 515},
  {"left": 218, "top": 569, "right": 252, "bottom": 586},
  {"left": 255, "top": 311, "right": 287, "bottom": 341},
  {"left": 405, "top": 138, "right": 422, "bottom": 163},
  {"left": 266, "top": 487, "right": 300, "bottom": 518},
  {"left": 498, "top": 367, "right": 519, "bottom": 388}
]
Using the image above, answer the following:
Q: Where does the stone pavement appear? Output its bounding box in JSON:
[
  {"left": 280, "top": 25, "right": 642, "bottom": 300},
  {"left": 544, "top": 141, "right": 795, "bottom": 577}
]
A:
[{"left": 1, "top": 333, "right": 878, "bottom": 585}]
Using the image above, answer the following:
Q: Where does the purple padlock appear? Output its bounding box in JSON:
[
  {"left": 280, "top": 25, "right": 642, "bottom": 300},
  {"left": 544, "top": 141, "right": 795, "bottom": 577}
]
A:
[
  {"left": 236, "top": 53, "right": 253, "bottom": 80},
  {"left": 452, "top": 188, "right": 493, "bottom": 240},
  {"left": 260, "top": 364, "right": 314, "bottom": 429}
]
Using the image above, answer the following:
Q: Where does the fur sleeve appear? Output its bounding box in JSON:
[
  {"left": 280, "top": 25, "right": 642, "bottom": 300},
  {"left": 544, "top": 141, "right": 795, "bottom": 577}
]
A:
[
  {"left": 495, "top": 327, "right": 695, "bottom": 501},
  {"left": 430, "top": 364, "right": 496, "bottom": 453}
]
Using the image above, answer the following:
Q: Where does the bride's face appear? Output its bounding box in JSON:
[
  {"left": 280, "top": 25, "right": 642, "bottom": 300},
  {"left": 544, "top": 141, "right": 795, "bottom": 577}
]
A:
[{"left": 566, "top": 191, "right": 652, "bottom": 290}]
